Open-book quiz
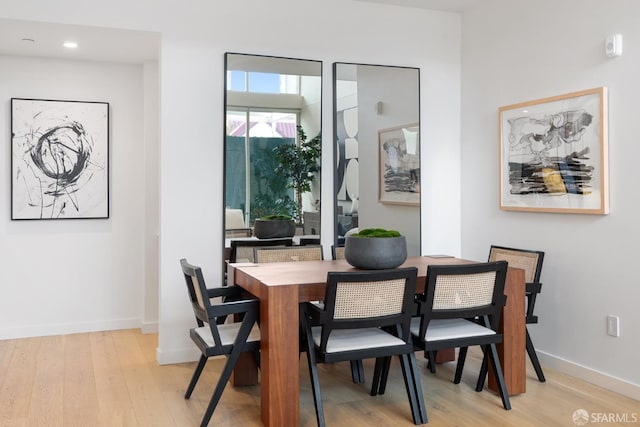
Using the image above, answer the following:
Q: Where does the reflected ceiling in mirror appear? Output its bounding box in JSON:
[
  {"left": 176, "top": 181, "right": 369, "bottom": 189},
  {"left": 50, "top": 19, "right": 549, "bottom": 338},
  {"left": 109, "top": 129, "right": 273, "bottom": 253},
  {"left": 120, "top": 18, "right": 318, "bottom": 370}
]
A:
[
  {"left": 224, "top": 53, "right": 322, "bottom": 239},
  {"left": 334, "top": 62, "right": 421, "bottom": 256}
]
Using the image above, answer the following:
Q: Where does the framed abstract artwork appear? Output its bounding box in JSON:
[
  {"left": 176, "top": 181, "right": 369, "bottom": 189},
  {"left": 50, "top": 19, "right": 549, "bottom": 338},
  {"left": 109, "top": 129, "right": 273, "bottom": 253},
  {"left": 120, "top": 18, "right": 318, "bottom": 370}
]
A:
[
  {"left": 499, "top": 87, "right": 608, "bottom": 214},
  {"left": 11, "top": 98, "right": 110, "bottom": 220},
  {"left": 378, "top": 123, "right": 420, "bottom": 206}
]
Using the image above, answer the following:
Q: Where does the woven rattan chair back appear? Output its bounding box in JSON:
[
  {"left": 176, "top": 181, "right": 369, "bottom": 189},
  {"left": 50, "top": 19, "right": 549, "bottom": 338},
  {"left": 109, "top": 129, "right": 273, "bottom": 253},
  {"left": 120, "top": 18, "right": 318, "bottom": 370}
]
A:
[
  {"left": 182, "top": 260, "right": 211, "bottom": 327},
  {"left": 322, "top": 268, "right": 417, "bottom": 329},
  {"left": 234, "top": 246, "right": 255, "bottom": 263},
  {"left": 488, "top": 245, "right": 543, "bottom": 284},
  {"left": 333, "top": 277, "right": 406, "bottom": 319},
  {"left": 421, "top": 261, "right": 508, "bottom": 321},
  {"left": 332, "top": 245, "right": 346, "bottom": 260},
  {"left": 229, "top": 238, "right": 293, "bottom": 263},
  {"left": 254, "top": 245, "right": 323, "bottom": 263},
  {"left": 432, "top": 270, "right": 497, "bottom": 311},
  {"left": 225, "top": 228, "right": 252, "bottom": 238}
]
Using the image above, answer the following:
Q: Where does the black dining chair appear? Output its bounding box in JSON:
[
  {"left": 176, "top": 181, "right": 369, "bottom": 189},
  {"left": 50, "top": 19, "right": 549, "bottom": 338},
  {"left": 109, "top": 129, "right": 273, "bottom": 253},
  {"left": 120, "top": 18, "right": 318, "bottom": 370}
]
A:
[
  {"left": 456, "top": 245, "right": 546, "bottom": 386},
  {"left": 224, "top": 228, "right": 253, "bottom": 238},
  {"left": 376, "top": 261, "right": 511, "bottom": 411},
  {"left": 330, "top": 244, "right": 365, "bottom": 384},
  {"left": 299, "top": 237, "right": 321, "bottom": 246},
  {"left": 180, "top": 258, "right": 261, "bottom": 427},
  {"left": 331, "top": 244, "right": 345, "bottom": 261},
  {"left": 489, "top": 245, "right": 545, "bottom": 382},
  {"left": 229, "top": 237, "right": 293, "bottom": 263},
  {"left": 301, "top": 267, "right": 427, "bottom": 426},
  {"left": 253, "top": 245, "right": 324, "bottom": 263}
]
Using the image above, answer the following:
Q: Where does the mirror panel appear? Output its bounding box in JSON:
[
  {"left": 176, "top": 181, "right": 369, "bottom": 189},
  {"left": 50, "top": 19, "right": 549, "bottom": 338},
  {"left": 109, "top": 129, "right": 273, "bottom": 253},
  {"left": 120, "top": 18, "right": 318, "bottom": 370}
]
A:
[
  {"left": 224, "top": 53, "right": 322, "bottom": 241},
  {"left": 334, "top": 63, "right": 421, "bottom": 255}
]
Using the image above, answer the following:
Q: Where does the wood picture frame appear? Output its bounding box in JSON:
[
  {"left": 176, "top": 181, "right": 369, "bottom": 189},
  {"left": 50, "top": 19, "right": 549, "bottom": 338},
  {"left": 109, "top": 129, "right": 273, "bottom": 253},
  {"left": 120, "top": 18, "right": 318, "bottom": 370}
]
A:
[{"left": 499, "top": 87, "right": 608, "bottom": 214}]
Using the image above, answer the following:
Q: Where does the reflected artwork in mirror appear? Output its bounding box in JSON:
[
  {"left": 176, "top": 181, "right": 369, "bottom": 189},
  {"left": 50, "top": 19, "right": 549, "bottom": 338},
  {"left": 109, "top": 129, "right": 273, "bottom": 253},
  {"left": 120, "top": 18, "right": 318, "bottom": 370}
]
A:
[
  {"left": 224, "top": 53, "right": 322, "bottom": 245},
  {"left": 333, "top": 62, "right": 421, "bottom": 256}
]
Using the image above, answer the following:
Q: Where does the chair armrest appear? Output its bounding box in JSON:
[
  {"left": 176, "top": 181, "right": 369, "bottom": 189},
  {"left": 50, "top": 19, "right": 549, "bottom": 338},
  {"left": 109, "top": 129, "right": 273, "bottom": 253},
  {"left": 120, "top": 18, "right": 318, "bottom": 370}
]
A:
[
  {"left": 207, "top": 285, "right": 244, "bottom": 299},
  {"left": 414, "top": 296, "right": 428, "bottom": 315},
  {"left": 408, "top": 299, "right": 421, "bottom": 317},
  {"left": 303, "top": 301, "right": 326, "bottom": 324},
  {"left": 209, "top": 299, "right": 259, "bottom": 318},
  {"left": 526, "top": 281, "right": 542, "bottom": 294}
]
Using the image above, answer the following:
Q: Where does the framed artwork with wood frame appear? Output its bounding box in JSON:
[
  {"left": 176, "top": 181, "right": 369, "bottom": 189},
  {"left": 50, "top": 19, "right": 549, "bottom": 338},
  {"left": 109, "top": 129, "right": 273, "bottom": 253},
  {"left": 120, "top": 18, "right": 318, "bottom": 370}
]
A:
[
  {"left": 378, "top": 123, "right": 420, "bottom": 206},
  {"left": 499, "top": 87, "right": 608, "bottom": 214}
]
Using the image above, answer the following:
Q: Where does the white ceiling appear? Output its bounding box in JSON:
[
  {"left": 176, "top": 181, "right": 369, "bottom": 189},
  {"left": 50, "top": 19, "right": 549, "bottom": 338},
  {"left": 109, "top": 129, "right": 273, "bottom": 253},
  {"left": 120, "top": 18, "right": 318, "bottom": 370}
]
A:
[
  {"left": 0, "top": 18, "right": 159, "bottom": 64},
  {"left": 0, "top": 1, "right": 478, "bottom": 63},
  {"left": 355, "top": 0, "right": 482, "bottom": 12}
]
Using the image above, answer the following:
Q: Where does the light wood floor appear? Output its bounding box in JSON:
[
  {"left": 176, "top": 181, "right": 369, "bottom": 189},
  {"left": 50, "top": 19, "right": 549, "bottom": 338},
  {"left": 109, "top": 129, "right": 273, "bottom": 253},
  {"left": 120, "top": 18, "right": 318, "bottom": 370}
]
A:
[{"left": 0, "top": 329, "right": 637, "bottom": 427}]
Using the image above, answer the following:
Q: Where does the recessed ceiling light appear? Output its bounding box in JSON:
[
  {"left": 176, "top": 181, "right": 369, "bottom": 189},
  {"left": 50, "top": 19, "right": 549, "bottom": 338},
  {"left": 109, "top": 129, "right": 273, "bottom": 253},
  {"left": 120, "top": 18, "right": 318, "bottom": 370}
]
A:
[{"left": 63, "top": 41, "right": 78, "bottom": 49}]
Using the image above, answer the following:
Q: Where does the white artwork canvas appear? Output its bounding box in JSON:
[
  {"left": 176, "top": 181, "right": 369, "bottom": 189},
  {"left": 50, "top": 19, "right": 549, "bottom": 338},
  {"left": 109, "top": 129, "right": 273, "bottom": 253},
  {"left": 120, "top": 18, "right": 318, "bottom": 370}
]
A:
[{"left": 11, "top": 98, "right": 109, "bottom": 220}]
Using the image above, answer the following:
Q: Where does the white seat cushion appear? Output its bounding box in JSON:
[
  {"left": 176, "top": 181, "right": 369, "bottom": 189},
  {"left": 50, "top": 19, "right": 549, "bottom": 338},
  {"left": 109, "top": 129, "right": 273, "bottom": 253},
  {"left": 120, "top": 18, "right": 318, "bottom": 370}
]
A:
[
  {"left": 195, "top": 323, "right": 260, "bottom": 347},
  {"left": 410, "top": 317, "right": 495, "bottom": 342},
  {"left": 311, "top": 326, "right": 405, "bottom": 353}
]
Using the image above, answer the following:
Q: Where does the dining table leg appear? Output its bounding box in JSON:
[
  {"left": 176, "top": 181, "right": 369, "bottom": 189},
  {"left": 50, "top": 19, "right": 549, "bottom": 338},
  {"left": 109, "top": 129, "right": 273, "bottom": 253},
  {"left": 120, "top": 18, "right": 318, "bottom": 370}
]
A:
[
  {"left": 488, "top": 266, "right": 526, "bottom": 395},
  {"left": 259, "top": 283, "right": 300, "bottom": 426}
]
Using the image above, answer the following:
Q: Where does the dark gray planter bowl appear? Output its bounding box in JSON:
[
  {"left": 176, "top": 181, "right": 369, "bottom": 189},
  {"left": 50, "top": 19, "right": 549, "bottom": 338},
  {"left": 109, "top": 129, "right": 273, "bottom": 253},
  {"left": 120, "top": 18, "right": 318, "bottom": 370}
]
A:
[
  {"left": 253, "top": 219, "right": 296, "bottom": 239},
  {"left": 344, "top": 235, "right": 407, "bottom": 269}
]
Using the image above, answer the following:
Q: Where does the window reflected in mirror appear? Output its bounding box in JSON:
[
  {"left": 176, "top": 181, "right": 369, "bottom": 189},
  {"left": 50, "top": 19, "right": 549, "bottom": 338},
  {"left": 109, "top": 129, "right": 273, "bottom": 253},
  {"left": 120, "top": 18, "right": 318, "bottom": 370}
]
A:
[
  {"left": 334, "top": 63, "right": 420, "bottom": 256},
  {"left": 224, "top": 53, "right": 322, "bottom": 240}
]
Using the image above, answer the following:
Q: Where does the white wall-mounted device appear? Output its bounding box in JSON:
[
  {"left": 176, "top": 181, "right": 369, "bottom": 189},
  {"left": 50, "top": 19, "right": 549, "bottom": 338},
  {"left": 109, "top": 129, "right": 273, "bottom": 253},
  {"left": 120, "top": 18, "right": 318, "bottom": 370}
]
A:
[{"left": 606, "top": 33, "right": 623, "bottom": 58}]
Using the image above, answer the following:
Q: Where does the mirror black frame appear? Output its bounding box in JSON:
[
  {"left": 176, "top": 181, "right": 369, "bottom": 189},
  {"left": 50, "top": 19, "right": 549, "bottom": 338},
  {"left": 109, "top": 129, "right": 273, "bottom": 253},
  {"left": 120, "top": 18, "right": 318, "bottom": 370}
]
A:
[
  {"left": 223, "top": 52, "right": 323, "bottom": 259},
  {"left": 332, "top": 62, "right": 421, "bottom": 253}
]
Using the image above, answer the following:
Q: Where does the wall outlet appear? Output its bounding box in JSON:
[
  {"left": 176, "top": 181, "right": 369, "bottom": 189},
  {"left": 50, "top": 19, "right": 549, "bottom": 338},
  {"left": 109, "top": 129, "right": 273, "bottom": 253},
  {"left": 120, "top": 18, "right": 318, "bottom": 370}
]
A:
[{"left": 606, "top": 315, "right": 620, "bottom": 337}]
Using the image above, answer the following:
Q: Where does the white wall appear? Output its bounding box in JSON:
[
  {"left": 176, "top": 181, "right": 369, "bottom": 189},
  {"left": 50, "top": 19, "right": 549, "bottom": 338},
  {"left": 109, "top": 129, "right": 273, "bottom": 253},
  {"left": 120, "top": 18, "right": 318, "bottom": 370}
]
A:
[
  {"left": 0, "top": 0, "right": 462, "bottom": 367},
  {"left": 143, "top": 61, "right": 160, "bottom": 333},
  {"left": 0, "top": 55, "right": 147, "bottom": 338},
  {"left": 461, "top": 0, "right": 640, "bottom": 398},
  {"left": 155, "top": 0, "right": 462, "bottom": 363}
]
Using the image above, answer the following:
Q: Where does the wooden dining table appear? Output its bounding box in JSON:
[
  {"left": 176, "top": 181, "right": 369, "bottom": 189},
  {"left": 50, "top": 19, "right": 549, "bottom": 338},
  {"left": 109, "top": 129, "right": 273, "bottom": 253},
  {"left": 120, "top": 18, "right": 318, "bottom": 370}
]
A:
[{"left": 228, "top": 256, "right": 526, "bottom": 427}]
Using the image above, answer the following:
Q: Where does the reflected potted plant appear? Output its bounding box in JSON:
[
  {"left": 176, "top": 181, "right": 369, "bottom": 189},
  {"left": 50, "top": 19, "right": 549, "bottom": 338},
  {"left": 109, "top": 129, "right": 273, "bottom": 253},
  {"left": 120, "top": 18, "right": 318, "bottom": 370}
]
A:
[
  {"left": 344, "top": 228, "right": 407, "bottom": 269},
  {"left": 253, "top": 214, "right": 296, "bottom": 239},
  {"left": 273, "top": 125, "right": 321, "bottom": 224}
]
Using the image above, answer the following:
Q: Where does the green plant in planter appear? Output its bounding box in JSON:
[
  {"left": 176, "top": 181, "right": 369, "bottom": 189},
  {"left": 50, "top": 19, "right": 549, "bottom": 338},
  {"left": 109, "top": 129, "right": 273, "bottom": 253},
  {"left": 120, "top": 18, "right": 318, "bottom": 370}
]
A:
[
  {"left": 253, "top": 214, "right": 296, "bottom": 239},
  {"left": 344, "top": 228, "right": 407, "bottom": 269},
  {"left": 251, "top": 193, "right": 297, "bottom": 223},
  {"left": 259, "top": 214, "right": 292, "bottom": 221},
  {"left": 273, "top": 125, "right": 321, "bottom": 223},
  {"left": 351, "top": 228, "right": 401, "bottom": 238}
]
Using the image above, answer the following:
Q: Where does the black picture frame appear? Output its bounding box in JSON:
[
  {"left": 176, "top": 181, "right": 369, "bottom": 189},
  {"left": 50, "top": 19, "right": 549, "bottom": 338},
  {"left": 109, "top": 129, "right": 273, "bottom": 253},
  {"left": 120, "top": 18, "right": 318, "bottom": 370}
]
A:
[{"left": 11, "top": 98, "right": 110, "bottom": 220}]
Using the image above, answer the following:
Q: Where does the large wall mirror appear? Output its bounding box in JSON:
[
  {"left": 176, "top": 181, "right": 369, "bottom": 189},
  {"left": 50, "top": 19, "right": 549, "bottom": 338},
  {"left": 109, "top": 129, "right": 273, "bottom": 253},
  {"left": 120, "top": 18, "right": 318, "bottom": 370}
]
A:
[
  {"left": 334, "top": 63, "right": 421, "bottom": 255},
  {"left": 224, "top": 53, "right": 322, "bottom": 243}
]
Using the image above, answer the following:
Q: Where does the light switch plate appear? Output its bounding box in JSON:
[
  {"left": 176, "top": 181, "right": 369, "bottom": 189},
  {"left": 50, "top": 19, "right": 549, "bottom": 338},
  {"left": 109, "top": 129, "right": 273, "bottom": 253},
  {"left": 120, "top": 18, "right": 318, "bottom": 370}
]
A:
[{"left": 606, "top": 315, "right": 620, "bottom": 337}]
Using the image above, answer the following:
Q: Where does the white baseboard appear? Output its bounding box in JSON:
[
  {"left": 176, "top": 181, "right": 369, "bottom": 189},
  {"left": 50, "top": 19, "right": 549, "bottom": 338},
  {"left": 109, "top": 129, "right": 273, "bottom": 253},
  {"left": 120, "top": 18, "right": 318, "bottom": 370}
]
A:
[
  {"left": 0, "top": 318, "right": 141, "bottom": 340},
  {"left": 141, "top": 321, "right": 159, "bottom": 334},
  {"left": 156, "top": 345, "right": 200, "bottom": 365},
  {"left": 538, "top": 351, "right": 640, "bottom": 401}
]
